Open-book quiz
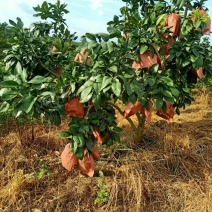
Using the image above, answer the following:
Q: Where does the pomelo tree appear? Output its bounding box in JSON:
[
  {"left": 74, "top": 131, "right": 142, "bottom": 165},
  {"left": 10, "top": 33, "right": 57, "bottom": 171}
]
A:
[{"left": 0, "top": 0, "right": 211, "bottom": 176}]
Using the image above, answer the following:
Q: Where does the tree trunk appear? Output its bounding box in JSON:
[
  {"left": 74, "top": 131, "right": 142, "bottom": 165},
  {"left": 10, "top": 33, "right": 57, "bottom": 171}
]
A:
[{"left": 133, "top": 113, "right": 146, "bottom": 143}]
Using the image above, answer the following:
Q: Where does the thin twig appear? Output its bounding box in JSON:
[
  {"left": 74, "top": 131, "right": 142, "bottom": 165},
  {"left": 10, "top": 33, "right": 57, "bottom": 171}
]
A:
[
  {"left": 85, "top": 104, "right": 94, "bottom": 117},
  {"left": 30, "top": 44, "right": 58, "bottom": 77}
]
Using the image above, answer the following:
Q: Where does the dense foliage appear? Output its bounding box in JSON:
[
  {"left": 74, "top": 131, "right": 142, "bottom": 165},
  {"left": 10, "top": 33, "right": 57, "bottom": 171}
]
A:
[{"left": 0, "top": 0, "right": 211, "bottom": 175}]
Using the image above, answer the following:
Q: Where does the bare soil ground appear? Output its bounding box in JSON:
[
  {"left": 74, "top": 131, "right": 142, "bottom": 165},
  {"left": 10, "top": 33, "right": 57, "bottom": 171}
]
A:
[{"left": 0, "top": 90, "right": 211, "bottom": 212}]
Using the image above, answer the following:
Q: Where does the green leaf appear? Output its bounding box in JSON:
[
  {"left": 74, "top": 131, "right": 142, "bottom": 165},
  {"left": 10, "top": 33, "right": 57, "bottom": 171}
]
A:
[
  {"left": 150, "top": 12, "right": 156, "bottom": 22},
  {"left": 140, "top": 45, "right": 148, "bottom": 54},
  {"left": 101, "top": 42, "right": 107, "bottom": 49},
  {"left": 139, "top": 97, "right": 148, "bottom": 107},
  {"left": 147, "top": 78, "right": 156, "bottom": 86},
  {"left": 113, "top": 133, "right": 120, "bottom": 143},
  {"left": 40, "top": 91, "right": 55, "bottom": 101},
  {"left": 9, "top": 19, "right": 17, "bottom": 26},
  {"left": 192, "top": 48, "right": 199, "bottom": 57},
  {"left": 129, "top": 38, "right": 139, "bottom": 48},
  {"left": 92, "top": 94, "right": 101, "bottom": 109},
  {"left": 156, "top": 98, "right": 163, "bottom": 110},
  {"left": 1, "top": 89, "right": 19, "bottom": 101},
  {"left": 161, "top": 101, "right": 167, "bottom": 113},
  {"left": 103, "top": 86, "right": 111, "bottom": 93},
  {"left": 86, "top": 139, "right": 94, "bottom": 152},
  {"left": 176, "top": 57, "right": 182, "bottom": 68},
  {"left": 16, "top": 17, "right": 23, "bottom": 28},
  {"left": 166, "top": 54, "right": 175, "bottom": 62},
  {"left": 0, "top": 102, "right": 10, "bottom": 113},
  {"left": 88, "top": 40, "right": 98, "bottom": 49},
  {"left": 71, "top": 140, "right": 78, "bottom": 154},
  {"left": 111, "top": 81, "right": 121, "bottom": 97},
  {"left": 57, "top": 131, "right": 72, "bottom": 138},
  {"left": 93, "top": 82, "right": 102, "bottom": 94},
  {"left": 21, "top": 68, "right": 28, "bottom": 82},
  {"left": 134, "top": 85, "right": 143, "bottom": 96},
  {"left": 81, "top": 86, "right": 93, "bottom": 100},
  {"left": 113, "top": 126, "right": 122, "bottom": 132},
  {"left": 107, "top": 41, "right": 114, "bottom": 53},
  {"left": 15, "top": 62, "right": 22, "bottom": 75},
  {"left": 80, "top": 92, "right": 93, "bottom": 103},
  {"left": 156, "top": 14, "right": 167, "bottom": 26},
  {"left": 100, "top": 76, "right": 112, "bottom": 91},
  {"left": 107, "top": 26, "right": 121, "bottom": 38},
  {"left": 0, "top": 88, "right": 10, "bottom": 97},
  {"left": 28, "top": 76, "right": 50, "bottom": 84},
  {"left": 129, "top": 93, "right": 137, "bottom": 103},
  {"left": 51, "top": 111, "right": 61, "bottom": 126},
  {"left": 183, "top": 88, "right": 190, "bottom": 93},
  {"left": 195, "top": 56, "right": 203, "bottom": 68},
  {"left": 182, "top": 60, "right": 191, "bottom": 67},
  {"left": 160, "top": 77, "right": 173, "bottom": 86},
  {"left": 100, "top": 123, "right": 106, "bottom": 131},
  {"left": 74, "top": 134, "right": 85, "bottom": 148},
  {"left": 190, "top": 55, "right": 197, "bottom": 63},
  {"left": 75, "top": 147, "right": 84, "bottom": 160},
  {"left": 113, "top": 15, "right": 119, "bottom": 23},
  {"left": 176, "top": 108, "right": 180, "bottom": 115},
  {"left": 109, "top": 66, "right": 118, "bottom": 73},
  {"left": 85, "top": 33, "right": 96, "bottom": 41},
  {"left": 0, "top": 80, "right": 19, "bottom": 88},
  {"left": 149, "top": 45, "right": 155, "bottom": 57},
  {"left": 179, "top": 0, "right": 185, "bottom": 9},
  {"left": 194, "top": 20, "right": 201, "bottom": 28},
  {"left": 162, "top": 90, "right": 172, "bottom": 98},
  {"left": 152, "top": 88, "right": 160, "bottom": 95},
  {"left": 13, "top": 102, "right": 22, "bottom": 117},
  {"left": 98, "top": 33, "right": 110, "bottom": 42},
  {"left": 127, "top": 84, "right": 134, "bottom": 96},
  {"left": 170, "top": 88, "right": 180, "bottom": 98},
  {"left": 77, "top": 80, "right": 94, "bottom": 94},
  {"left": 22, "top": 96, "right": 38, "bottom": 113},
  {"left": 164, "top": 96, "right": 175, "bottom": 104}
]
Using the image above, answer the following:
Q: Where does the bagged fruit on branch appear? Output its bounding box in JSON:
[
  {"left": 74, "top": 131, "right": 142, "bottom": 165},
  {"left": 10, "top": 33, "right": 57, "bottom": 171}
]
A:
[
  {"left": 92, "top": 128, "right": 108, "bottom": 144},
  {"left": 61, "top": 144, "right": 78, "bottom": 171},
  {"left": 64, "top": 97, "right": 85, "bottom": 118},
  {"left": 191, "top": 66, "right": 204, "bottom": 79},
  {"left": 132, "top": 44, "right": 161, "bottom": 69},
  {"left": 156, "top": 102, "right": 175, "bottom": 121},
  {"left": 92, "top": 147, "right": 100, "bottom": 161},
  {"left": 77, "top": 148, "right": 95, "bottom": 177},
  {"left": 164, "top": 13, "right": 181, "bottom": 37}
]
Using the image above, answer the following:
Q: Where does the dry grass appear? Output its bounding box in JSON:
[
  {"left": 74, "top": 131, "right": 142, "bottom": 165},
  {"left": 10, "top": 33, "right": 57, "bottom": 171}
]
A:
[{"left": 0, "top": 91, "right": 211, "bottom": 212}]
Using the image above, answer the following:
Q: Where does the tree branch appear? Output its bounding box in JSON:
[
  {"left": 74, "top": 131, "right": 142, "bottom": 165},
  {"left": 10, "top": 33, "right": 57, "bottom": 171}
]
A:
[
  {"left": 184, "top": 3, "right": 189, "bottom": 19},
  {"left": 109, "top": 102, "right": 137, "bottom": 131}
]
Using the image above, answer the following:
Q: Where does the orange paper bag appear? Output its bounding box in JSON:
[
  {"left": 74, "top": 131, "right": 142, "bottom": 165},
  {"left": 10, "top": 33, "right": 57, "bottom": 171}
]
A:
[
  {"left": 53, "top": 67, "right": 61, "bottom": 77},
  {"left": 191, "top": 67, "right": 204, "bottom": 79},
  {"left": 164, "top": 13, "right": 181, "bottom": 37},
  {"left": 78, "top": 149, "right": 95, "bottom": 177},
  {"left": 123, "top": 100, "right": 142, "bottom": 118},
  {"left": 64, "top": 97, "right": 85, "bottom": 118},
  {"left": 92, "top": 147, "right": 100, "bottom": 161},
  {"left": 93, "top": 128, "right": 108, "bottom": 144},
  {"left": 132, "top": 50, "right": 158, "bottom": 69},
  {"left": 156, "top": 102, "right": 175, "bottom": 121},
  {"left": 61, "top": 144, "right": 78, "bottom": 171},
  {"left": 199, "top": 9, "right": 211, "bottom": 35}
]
